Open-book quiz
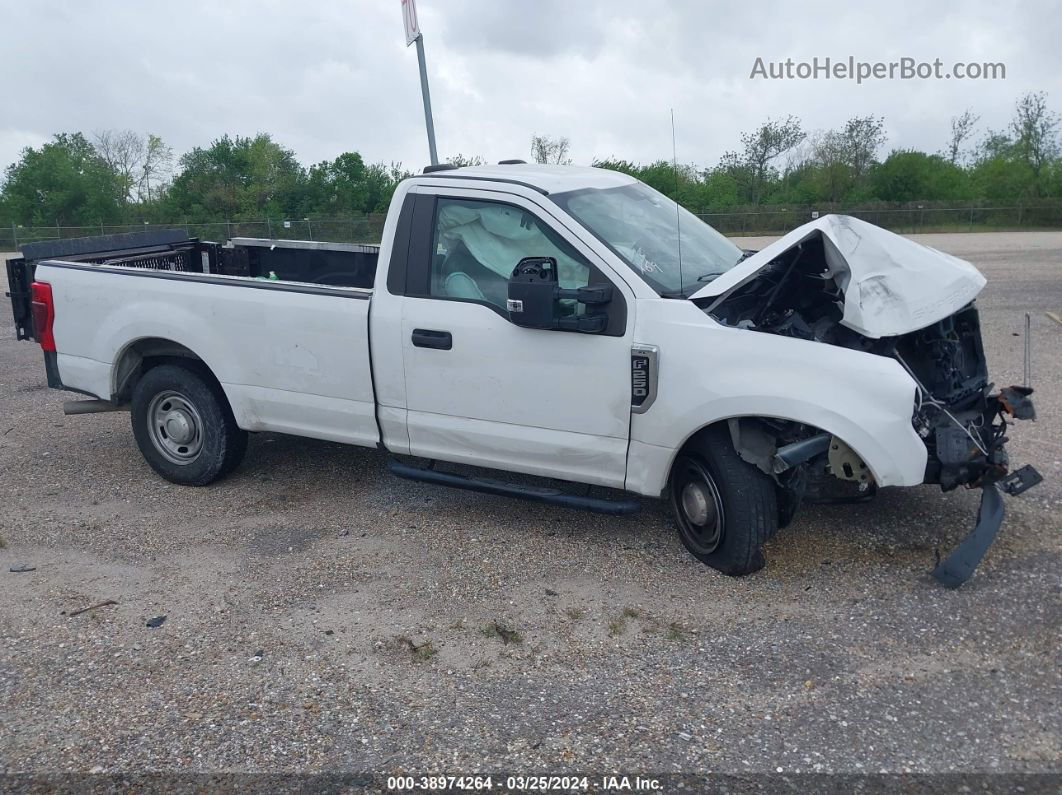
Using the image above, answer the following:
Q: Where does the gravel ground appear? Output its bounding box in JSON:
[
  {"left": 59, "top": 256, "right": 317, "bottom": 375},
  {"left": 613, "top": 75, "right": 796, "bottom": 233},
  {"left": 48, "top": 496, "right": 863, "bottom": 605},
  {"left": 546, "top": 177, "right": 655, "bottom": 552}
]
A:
[{"left": 0, "top": 232, "right": 1059, "bottom": 780}]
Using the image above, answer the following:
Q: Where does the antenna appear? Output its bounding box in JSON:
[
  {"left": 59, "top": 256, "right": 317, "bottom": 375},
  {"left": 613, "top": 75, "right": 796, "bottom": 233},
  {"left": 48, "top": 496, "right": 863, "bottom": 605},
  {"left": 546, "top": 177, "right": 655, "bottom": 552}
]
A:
[
  {"left": 1024, "top": 311, "right": 1032, "bottom": 387},
  {"left": 671, "top": 109, "right": 684, "bottom": 293}
]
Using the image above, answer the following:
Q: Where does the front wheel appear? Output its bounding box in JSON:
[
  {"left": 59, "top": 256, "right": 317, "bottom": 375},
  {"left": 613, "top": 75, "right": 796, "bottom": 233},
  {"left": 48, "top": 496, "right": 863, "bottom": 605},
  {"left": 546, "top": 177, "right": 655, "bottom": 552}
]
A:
[
  {"left": 131, "top": 363, "right": 247, "bottom": 486},
  {"left": 669, "top": 425, "right": 778, "bottom": 576}
]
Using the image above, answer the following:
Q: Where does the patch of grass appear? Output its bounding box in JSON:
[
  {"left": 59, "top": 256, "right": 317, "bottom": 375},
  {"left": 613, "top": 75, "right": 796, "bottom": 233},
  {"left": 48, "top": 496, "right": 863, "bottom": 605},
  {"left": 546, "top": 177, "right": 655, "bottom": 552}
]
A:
[
  {"left": 665, "top": 622, "right": 689, "bottom": 642},
  {"left": 608, "top": 607, "right": 644, "bottom": 636},
  {"left": 411, "top": 642, "right": 437, "bottom": 662},
  {"left": 395, "top": 636, "right": 438, "bottom": 662},
  {"left": 481, "top": 620, "right": 523, "bottom": 645},
  {"left": 564, "top": 607, "right": 586, "bottom": 620}
]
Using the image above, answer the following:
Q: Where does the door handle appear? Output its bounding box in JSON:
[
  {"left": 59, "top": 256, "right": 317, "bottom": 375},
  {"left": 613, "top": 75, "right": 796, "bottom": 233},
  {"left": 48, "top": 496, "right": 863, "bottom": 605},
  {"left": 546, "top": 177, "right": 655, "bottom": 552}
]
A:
[{"left": 411, "top": 329, "right": 452, "bottom": 350}]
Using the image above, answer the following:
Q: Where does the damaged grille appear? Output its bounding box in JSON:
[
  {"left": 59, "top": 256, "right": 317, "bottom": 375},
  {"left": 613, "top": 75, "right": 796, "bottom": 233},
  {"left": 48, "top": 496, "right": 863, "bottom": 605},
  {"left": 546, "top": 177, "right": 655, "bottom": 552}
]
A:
[{"left": 894, "top": 306, "right": 988, "bottom": 408}]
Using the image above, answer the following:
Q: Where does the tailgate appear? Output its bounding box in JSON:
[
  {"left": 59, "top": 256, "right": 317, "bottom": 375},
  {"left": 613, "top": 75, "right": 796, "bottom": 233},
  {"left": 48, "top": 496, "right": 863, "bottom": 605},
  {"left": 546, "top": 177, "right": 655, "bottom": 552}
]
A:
[
  {"left": 5, "top": 255, "right": 33, "bottom": 340},
  {"left": 5, "top": 229, "right": 206, "bottom": 341}
]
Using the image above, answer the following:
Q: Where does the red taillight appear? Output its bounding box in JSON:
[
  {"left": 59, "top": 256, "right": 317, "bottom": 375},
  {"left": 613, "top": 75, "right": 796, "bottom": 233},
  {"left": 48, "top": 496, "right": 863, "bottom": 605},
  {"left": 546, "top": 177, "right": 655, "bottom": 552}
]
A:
[{"left": 30, "top": 282, "right": 56, "bottom": 352}]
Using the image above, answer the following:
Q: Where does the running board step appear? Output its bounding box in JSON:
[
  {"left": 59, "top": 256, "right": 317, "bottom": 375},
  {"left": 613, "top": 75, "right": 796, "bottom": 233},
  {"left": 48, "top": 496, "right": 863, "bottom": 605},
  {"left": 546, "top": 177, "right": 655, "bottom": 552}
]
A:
[{"left": 387, "top": 458, "right": 641, "bottom": 515}]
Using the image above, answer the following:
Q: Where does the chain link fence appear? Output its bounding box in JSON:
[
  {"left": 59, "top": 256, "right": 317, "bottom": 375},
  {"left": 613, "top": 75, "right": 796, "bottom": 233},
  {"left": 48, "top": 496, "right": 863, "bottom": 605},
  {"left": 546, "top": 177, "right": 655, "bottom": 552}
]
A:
[
  {"left": 697, "top": 202, "right": 1062, "bottom": 237},
  {"left": 4, "top": 202, "right": 1062, "bottom": 252},
  {"left": 1, "top": 216, "right": 389, "bottom": 252}
]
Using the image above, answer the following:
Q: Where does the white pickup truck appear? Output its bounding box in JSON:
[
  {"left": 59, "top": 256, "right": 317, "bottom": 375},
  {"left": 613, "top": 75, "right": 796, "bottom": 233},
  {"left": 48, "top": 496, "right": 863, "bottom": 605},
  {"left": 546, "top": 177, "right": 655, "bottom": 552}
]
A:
[{"left": 5, "top": 163, "right": 1040, "bottom": 585}]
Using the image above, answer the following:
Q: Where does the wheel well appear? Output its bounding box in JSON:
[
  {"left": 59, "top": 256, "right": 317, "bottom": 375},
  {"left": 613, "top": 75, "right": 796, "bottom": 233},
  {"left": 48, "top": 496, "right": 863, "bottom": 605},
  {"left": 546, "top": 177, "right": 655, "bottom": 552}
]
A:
[
  {"left": 673, "top": 416, "right": 833, "bottom": 481},
  {"left": 674, "top": 418, "right": 752, "bottom": 453},
  {"left": 112, "top": 338, "right": 215, "bottom": 403},
  {"left": 672, "top": 416, "right": 877, "bottom": 485},
  {"left": 663, "top": 420, "right": 743, "bottom": 497}
]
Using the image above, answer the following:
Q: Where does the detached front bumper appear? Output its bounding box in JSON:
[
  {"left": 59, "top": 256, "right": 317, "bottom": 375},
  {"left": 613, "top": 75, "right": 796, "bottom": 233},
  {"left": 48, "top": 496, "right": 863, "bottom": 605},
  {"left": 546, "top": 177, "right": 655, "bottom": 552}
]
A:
[
  {"left": 917, "top": 384, "right": 1040, "bottom": 493},
  {"left": 915, "top": 384, "right": 1042, "bottom": 587}
]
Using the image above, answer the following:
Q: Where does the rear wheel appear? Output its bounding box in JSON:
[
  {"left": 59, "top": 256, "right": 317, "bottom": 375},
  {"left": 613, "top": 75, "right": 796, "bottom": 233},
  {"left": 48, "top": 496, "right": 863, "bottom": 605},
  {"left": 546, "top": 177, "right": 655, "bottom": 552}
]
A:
[
  {"left": 131, "top": 363, "right": 247, "bottom": 485},
  {"left": 669, "top": 425, "right": 778, "bottom": 576}
]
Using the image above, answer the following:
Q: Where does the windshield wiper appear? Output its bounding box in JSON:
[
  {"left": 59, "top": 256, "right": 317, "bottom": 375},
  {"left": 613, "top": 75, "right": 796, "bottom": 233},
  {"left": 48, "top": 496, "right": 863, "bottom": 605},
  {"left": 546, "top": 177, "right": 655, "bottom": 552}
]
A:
[{"left": 694, "top": 251, "right": 754, "bottom": 284}]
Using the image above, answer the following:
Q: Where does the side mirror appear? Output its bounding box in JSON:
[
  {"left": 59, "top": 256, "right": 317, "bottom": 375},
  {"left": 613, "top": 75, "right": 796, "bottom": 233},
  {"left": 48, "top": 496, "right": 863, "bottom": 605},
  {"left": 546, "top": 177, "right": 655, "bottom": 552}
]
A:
[
  {"left": 507, "top": 256, "right": 613, "bottom": 333},
  {"left": 507, "top": 257, "right": 558, "bottom": 329}
]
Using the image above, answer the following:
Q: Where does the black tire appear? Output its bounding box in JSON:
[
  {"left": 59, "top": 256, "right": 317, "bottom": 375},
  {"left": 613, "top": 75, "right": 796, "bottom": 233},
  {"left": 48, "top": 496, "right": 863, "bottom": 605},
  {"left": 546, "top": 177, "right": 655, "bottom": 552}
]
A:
[
  {"left": 669, "top": 425, "right": 778, "bottom": 576},
  {"left": 130, "top": 363, "right": 247, "bottom": 486}
]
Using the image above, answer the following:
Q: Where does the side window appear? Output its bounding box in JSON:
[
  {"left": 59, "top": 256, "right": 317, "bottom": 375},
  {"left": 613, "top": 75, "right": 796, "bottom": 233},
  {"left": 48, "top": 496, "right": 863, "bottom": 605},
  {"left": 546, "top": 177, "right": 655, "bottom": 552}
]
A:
[{"left": 429, "top": 197, "right": 593, "bottom": 311}]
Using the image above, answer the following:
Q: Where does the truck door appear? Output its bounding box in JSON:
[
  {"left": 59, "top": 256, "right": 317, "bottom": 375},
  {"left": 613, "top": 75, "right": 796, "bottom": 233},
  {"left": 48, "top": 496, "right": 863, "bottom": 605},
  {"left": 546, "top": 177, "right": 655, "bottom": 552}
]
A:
[{"left": 396, "top": 188, "right": 634, "bottom": 488}]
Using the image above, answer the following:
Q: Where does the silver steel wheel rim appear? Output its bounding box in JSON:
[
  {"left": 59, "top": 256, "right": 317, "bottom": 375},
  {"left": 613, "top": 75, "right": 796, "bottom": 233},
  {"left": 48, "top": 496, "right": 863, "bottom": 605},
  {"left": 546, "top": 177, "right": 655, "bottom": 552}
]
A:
[
  {"left": 147, "top": 390, "right": 204, "bottom": 465},
  {"left": 678, "top": 461, "right": 725, "bottom": 554}
]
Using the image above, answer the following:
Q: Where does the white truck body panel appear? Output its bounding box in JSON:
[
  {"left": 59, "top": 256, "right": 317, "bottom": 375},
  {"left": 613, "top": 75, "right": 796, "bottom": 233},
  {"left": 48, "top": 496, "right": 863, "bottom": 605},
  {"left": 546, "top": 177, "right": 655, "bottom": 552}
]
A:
[
  {"left": 41, "top": 263, "right": 380, "bottom": 448},
  {"left": 393, "top": 183, "right": 638, "bottom": 488},
  {"left": 626, "top": 300, "right": 926, "bottom": 496},
  {"left": 398, "top": 295, "right": 632, "bottom": 487},
  {"left": 425, "top": 163, "right": 639, "bottom": 195}
]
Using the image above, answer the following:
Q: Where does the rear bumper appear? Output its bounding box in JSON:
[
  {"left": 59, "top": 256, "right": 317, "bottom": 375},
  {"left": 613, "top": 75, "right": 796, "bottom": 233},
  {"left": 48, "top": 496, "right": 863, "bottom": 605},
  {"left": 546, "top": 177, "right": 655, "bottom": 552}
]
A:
[
  {"left": 43, "top": 351, "right": 63, "bottom": 389},
  {"left": 42, "top": 351, "right": 105, "bottom": 399}
]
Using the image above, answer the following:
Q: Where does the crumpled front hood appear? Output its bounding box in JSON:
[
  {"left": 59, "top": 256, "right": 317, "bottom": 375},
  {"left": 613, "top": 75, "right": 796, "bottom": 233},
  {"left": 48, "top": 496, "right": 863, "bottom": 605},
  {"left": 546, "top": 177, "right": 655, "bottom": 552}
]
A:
[{"left": 691, "top": 214, "right": 987, "bottom": 338}]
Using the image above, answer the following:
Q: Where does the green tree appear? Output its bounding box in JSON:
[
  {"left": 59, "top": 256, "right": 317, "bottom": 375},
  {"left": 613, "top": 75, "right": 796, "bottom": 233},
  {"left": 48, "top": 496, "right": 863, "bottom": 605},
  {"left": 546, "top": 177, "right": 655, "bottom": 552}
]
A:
[
  {"left": 164, "top": 134, "right": 305, "bottom": 221},
  {"left": 946, "top": 109, "right": 979, "bottom": 165},
  {"left": 870, "top": 150, "right": 968, "bottom": 201},
  {"left": 701, "top": 169, "right": 740, "bottom": 208},
  {"left": 306, "top": 152, "right": 370, "bottom": 215},
  {"left": 968, "top": 130, "right": 1037, "bottom": 200},
  {"left": 719, "top": 116, "right": 805, "bottom": 203},
  {"left": 92, "top": 130, "right": 174, "bottom": 205},
  {"left": 590, "top": 158, "right": 638, "bottom": 177},
  {"left": 303, "top": 154, "right": 409, "bottom": 216},
  {"left": 1009, "top": 91, "right": 1059, "bottom": 196},
  {"left": 969, "top": 154, "right": 1036, "bottom": 200},
  {"left": 770, "top": 161, "right": 827, "bottom": 205},
  {"left": 0, "top": 133, "right": 127, "bottom": 225},
  {"left": 362, "top": 162, "right": 411, "bottom": 213},
  {"left": 1044, "top": 158, "right": 1062, "bottom": 198},
  {"left": 816, "top": 116, "right": 887, "bottom": 201},
  {"left": 446, "top": 153, "right": 485, "bottom": 167},
  {"left": 839, "top": 116, "right": 887, "bottom": 181}
]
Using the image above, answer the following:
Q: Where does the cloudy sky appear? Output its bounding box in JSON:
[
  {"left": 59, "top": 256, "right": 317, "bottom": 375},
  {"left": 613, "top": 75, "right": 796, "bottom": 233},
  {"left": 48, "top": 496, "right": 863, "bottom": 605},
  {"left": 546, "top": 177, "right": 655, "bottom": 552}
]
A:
[{"left": 2, "top": 0, "right": 1059, "bottom": 174}]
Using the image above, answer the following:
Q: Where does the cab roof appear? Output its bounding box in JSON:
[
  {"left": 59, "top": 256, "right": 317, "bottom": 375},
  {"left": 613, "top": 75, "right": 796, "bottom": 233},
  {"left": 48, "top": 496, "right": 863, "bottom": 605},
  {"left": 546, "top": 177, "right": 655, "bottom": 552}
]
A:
[{"left": 414, "top": 163, "right": 637, "bottom": 195}]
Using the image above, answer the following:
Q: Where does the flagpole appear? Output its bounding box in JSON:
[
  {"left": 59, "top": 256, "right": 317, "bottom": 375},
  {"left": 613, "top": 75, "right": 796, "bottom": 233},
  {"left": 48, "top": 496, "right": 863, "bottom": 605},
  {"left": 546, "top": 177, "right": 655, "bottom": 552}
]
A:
[
  {"left": 414, "top": 33, "right": 439, "bottom": 166},
  {"left": 403, "top": 0, "right": 438, "bottom": 166}
]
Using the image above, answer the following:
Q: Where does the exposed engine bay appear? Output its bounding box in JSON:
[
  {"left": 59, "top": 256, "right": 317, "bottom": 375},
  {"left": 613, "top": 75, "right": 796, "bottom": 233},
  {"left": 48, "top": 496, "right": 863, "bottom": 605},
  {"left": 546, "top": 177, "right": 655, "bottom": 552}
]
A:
[
  {"left": 702, "top": 233, "right": 1035, "bottom": 491},
  {"left": 693, "top": 221, "right": 1042, "bottom": 585}
]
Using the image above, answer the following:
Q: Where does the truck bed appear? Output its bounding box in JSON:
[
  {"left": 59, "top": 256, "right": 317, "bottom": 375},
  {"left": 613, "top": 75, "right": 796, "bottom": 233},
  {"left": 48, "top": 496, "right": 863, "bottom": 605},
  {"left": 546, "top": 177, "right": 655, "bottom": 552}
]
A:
[
  {"left": 6, "top": 229, "right": 382, "bottom": 449},
  {"left": 33, "top": 258, "right": 379, "bottom": 448},
  {"left": 6, "top": 229, "right": 380, "bottom": 341}
]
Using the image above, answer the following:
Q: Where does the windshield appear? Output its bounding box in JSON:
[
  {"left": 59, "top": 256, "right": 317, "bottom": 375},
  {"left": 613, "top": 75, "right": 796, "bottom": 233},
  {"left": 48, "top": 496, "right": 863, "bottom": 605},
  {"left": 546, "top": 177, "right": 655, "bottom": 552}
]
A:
[{"left": 552, "top": 181, "right": 744, "bottom": 297}]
